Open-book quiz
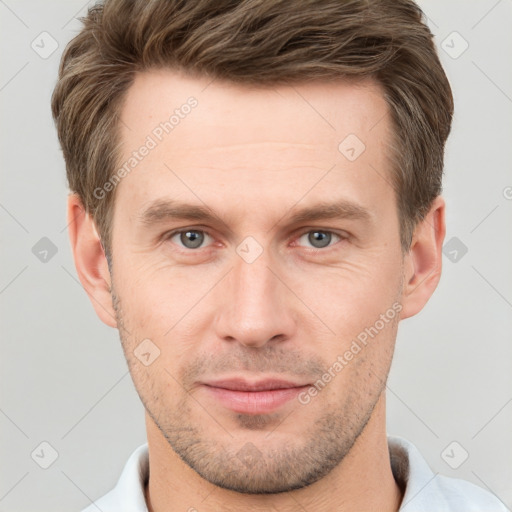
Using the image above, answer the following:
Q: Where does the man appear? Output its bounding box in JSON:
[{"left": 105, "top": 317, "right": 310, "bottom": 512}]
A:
[{"left": 52, "top": 1, "right": 507, "bottom": 511}]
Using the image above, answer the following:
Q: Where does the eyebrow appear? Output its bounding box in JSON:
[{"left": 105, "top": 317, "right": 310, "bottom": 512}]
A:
[{"left": 136, "top": 198, "right": 372, "bottom": 230}]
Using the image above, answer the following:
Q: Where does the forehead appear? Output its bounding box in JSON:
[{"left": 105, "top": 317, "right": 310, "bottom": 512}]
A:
[
  {"left": 120, "top": 69, "right": 389, "bottom": 146},
  {"left": 114, "top": 69, "right": 393, "bottom": 223}
]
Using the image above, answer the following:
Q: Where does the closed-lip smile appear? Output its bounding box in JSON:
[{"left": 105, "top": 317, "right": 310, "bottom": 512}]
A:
[{"left": 200, "top": 377, "right": 312, "bottom": 415}]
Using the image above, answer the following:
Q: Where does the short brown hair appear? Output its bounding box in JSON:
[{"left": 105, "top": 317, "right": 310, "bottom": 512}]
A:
[{"left": 52, "top": 0, "right": 453, "bottom": 256}]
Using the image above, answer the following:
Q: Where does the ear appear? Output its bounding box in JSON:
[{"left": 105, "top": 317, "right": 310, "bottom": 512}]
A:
[
  {"left": 67, "top": 194, "right": 117, "bottom": 328},
  {"left": 400, "top": 195, "right": 446, "bottom": 320}
]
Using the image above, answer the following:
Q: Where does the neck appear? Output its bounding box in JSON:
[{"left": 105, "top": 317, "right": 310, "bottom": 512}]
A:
[{"left": 144, "top": 393, "right": 402, "bottom": 512}]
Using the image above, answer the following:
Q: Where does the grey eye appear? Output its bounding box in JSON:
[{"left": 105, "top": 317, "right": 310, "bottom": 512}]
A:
[
  {"left": 299, "top": 230, "right": 340, "bottom": 249},
  {"left": 174, "top": 230, "right": 208, "bottom": 249}
]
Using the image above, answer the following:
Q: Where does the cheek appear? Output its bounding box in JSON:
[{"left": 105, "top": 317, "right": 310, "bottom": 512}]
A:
[
  {"left": 113, "top": 261, "right": 216, "bottom": 377},
  {"left": 317, "top": 309, "right": 399, "bottom": 403},
  {"left": 293, "top": 257, "right": 402, "bottom": 337},
  {"left": 114, "top": 258, "right": 201, "bottom": 328}
]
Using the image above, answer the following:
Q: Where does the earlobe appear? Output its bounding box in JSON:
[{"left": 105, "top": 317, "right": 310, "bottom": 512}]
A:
[
  {"left": 67, "top": 194, "right": 117, "bottom": 328},
  {"left": 400, "top": 196, "right": 446, "bottom": 320}
]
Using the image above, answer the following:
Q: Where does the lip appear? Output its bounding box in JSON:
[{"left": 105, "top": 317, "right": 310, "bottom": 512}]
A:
[
  {"left": 203, "top": 378, "right": 309, "bottom": 391},
  {"left": 200, "top": 378, "right": 311, "bottom": 415}
]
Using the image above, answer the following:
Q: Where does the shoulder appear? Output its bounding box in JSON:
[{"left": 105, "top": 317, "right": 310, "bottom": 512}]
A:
[
  {"left": 431, "top": 473, "right": 509, "bottom": 511},
  {"left": 80, "top": 443, "right": 149, "bottom": 512},
  {"left": 388, "top": 436, "right": 509, "bottom": 512}
]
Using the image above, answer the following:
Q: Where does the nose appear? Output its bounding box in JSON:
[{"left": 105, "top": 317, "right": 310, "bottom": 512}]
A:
[{"left": 213, "top": 247, "right": 296, "bottom": 348}]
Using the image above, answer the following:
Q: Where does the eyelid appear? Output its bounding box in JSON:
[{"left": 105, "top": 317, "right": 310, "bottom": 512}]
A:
[{"left": 294, "top": 227, "right": 349, "bottom": 238}]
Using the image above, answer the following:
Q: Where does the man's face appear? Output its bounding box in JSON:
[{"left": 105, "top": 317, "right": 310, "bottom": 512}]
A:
[{"left": 110, "top": 70, "right": 405, "bottom": 493}]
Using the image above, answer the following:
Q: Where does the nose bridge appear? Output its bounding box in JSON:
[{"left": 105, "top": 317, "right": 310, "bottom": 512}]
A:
[
  {"left": 214, "top": 242, "right": 294, "bottom": 347},
  {"left": 234, "top": 249, "right": 274, "bottom": 310}
]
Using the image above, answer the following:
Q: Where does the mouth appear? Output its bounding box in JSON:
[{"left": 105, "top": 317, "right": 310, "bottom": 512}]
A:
[{"left": 200, "top": 377, "right": 312, "bottom": 415}]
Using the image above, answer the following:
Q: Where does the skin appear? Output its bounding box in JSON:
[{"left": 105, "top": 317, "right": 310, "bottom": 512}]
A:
[{"left": 68, "top": 69, "right": 445, "bottom": 512}]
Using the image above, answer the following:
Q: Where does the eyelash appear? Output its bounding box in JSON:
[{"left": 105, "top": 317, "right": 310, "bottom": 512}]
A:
[{"left": 162, "top": 227, "right": 347, "bottom": 253}]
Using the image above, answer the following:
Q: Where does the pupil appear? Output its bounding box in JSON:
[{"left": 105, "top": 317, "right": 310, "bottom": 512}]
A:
[
  {"left": 309, "top": 231, "right": 331, "bottom": 248},
  {"left": 181, "top": 230, "right": 203, "bottom": 249}
]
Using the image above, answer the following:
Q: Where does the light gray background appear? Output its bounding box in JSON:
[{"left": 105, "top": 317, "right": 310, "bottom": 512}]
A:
[{"left": 1, "top": 1, "right": 511, "bottom": 510}]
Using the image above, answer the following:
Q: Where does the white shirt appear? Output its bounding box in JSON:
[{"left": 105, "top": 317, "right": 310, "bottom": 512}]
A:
[{"left": 82, "top": 436, "right": 509, "bottom": 512}]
